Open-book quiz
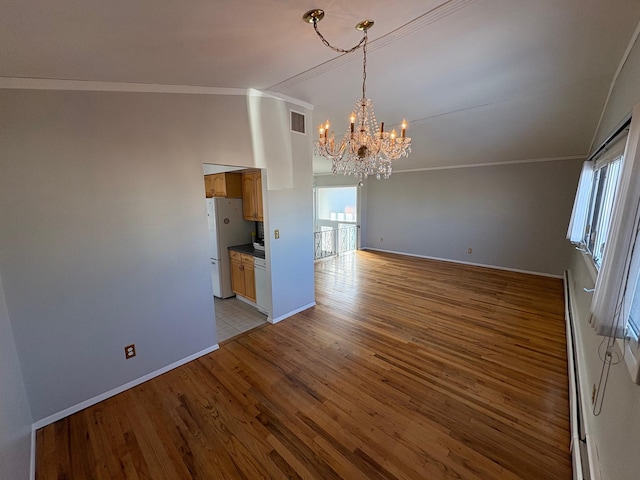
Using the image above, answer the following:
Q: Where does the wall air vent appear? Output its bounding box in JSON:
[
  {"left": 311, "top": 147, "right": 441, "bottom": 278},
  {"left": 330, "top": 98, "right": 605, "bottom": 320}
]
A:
[{"left": 290, "top": 110, "right": 306, "bottom": 134}]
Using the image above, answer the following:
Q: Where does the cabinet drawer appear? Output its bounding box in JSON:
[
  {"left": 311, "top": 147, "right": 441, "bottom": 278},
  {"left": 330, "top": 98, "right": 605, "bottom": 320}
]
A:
[
  {"left": 230, "top": 250, "right": 242, "bottom": 261},
  {"left": 240, "top": 253, "right": 254, "bottom": 265}
]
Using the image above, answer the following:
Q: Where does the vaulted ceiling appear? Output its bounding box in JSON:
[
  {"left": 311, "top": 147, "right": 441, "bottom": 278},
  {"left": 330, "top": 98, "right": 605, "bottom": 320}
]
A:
[{"left": 3, "top": 0, "right": 640, "bottom": 174}]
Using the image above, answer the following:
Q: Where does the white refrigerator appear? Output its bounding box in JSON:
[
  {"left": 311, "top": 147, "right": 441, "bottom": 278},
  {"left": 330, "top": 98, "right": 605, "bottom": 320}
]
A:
[{"left": 206, "top": 198, "right": 254, "bottom": 298}]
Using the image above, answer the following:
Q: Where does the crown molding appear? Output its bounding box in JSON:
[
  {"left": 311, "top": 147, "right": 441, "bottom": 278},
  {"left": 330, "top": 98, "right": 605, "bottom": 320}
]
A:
[
  {"left": 0, "top": 77, "right": 248, "bottom": 95},
  {"left": 247, "top": 88, "right": 314, "bottom": 111},
  {"left": 313, "top": 154, "right": 586, "bottom": 176},
  {"left": 0, "top": 77, "right": 314, "bottom": 110}
]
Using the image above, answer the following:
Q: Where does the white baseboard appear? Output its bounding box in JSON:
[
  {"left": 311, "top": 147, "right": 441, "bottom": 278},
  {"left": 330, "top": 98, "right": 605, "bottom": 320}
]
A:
[
  {"left": 31, "top": 344, "right": 219, "bottom": 431},
  {"left": 30, "top": 426, "right": 36, "bottom": 480},
  {"left": 362, "top": 247, "right": 563, "bottom": 279},
  {"left": 565, "top": 269, "right": 602, "bottom": 480},
  {"left": 269, "top": 302, "right": 316, "bottom": 324}
]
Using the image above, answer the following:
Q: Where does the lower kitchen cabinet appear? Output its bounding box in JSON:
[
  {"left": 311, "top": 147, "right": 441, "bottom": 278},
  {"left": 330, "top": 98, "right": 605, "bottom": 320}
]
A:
[{"left": 230, "top": 251, "right": 256, "bottom": 302}]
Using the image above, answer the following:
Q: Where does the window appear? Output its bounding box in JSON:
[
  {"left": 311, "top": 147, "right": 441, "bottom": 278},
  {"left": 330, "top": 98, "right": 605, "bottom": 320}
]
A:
[
  {"left": 315, "top": 186, "right": 358, "bottom": 225},
  {"left": 313, "top": 186, "right": 359, "bottom": 260},
  {"left": 583, "top": 157, "right": 623, "bottom": 268}
]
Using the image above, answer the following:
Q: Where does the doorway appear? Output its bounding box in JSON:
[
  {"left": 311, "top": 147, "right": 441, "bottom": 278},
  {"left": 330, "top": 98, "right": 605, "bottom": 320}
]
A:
[
  {"left": 202, "top": 163, "right": 268, "bottom": 342},
  {"left": 313, "top": 185, "right": 359, "bottom": 260}
]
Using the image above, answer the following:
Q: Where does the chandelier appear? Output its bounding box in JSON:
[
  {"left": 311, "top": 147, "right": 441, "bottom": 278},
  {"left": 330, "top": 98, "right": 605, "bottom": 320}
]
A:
[{"left": 303, "top": 9, "right": 411, "bottom": 181}]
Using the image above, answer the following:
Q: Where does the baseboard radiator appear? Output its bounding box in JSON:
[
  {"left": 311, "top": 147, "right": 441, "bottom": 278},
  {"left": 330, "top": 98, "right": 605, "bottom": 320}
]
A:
[{"left": 563, "top": 271, "right": 595, "bottom": 480}]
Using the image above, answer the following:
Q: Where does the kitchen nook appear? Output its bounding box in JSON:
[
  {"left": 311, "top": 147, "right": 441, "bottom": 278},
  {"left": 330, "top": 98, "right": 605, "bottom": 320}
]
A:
[{"left": 203, "top": 165, "right": 270, "bottom": 341}]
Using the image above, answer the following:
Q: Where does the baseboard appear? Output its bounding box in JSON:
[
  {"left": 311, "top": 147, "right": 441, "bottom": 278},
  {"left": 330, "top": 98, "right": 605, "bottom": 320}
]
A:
[
  {"left": 31, "top": 344, "right": 219, "bottom": 431},
  {"left": 362, "top": 247, "right": 563, "bottom": 279},
  {"left": 30, "top": 425, "right": 36, "bottom": 480},
  {"left": 269, "top": 302, "right": 316, "bottom": 324},
  {"left": 565, "top": 269, "right": 601, "bottom": 480}
]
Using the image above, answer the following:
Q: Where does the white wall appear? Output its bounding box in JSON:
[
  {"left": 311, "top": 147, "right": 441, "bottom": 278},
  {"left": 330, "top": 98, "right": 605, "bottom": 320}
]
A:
[
  {"left": 0, "top": 87, "right": 314, "bottom": 425},
  {"left": 566, "top": 30, "right": 640, "bottom": 480},
  {"left": 362, "top": 160, "right": 582, "bottom": 275},
  {"left": 257, "top": 98, "right": 315, "bottom": 321},
  {"left": 0, "top": 274, "right": 32, "bottom": 480}
]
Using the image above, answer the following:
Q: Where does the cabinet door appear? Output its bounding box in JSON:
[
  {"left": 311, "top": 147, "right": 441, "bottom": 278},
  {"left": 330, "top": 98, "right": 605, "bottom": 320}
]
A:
[
  {"left": 224, "top": 173, "right": 243, "bottom": 198},
  {"left": 204, "top": 175, "right": 215, "bottom": 198},
  {"left": 212, "top": 174, "right": 226, "bottom": 197},
  {"left": 242, "top": 173, "right": 255, "bottom": 220},
  {"left": 243, "top": 262, "right": 256, "bottom": 302},
  {"left": 230, "top": 259, "right": 244, "bottom": 295},
  {"left": 254, "top": 172, "right": 264, "bottom": 222}
]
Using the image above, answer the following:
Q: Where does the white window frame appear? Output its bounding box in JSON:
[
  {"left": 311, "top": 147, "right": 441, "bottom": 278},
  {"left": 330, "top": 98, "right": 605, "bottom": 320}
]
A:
[
  {"left": 583, "top": 157, "right": 623, "bottom": 268},
  {"left": 582, "top": 108, "right": 640, "bottom": 384}
]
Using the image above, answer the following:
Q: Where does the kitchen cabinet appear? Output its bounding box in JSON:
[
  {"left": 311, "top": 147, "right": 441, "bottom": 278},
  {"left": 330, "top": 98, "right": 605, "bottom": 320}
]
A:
[
  {"left": 230, "top": 251, "right": 256, "bottom": 302},
  {"left": 241, "top": 170, "right": 263, "bottom": 221},
  {"left": 204, "top": 173, "right": 242, "bottom": 198}
]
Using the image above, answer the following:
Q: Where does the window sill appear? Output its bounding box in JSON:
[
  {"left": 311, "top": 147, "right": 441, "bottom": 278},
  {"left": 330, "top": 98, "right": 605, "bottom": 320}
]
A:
[
  {"left": 575, "top": 245, "right": 598, "bottom": 284},
  {"left": 617, "top": 337, "right": 640, "bottom": 384},
  {"left": 574, "top": 245, "right": 640, "bottom": 384}
]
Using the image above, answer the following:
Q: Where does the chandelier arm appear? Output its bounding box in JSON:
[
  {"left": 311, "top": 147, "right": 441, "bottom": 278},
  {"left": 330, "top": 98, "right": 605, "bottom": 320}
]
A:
[{"left": 312, "top": 20, "right": 366, "bottom": 54}]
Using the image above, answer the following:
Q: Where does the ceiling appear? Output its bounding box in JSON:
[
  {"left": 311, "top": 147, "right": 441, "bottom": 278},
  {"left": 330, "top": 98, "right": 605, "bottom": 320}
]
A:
[{"left": 3, "top": 0, "right": 640, "bottom": 174}]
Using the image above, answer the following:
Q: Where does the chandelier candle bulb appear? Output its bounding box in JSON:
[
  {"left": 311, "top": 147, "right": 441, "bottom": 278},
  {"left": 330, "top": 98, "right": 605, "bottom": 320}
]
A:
[{"left": 401, "top": 120, "right": 407, "bottom": 138}]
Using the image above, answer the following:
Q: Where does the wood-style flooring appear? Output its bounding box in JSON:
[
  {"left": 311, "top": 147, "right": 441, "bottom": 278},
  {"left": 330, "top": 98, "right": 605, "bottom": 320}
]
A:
[{"left": 36, "top": 250, "right": 572, "bottom": 479}]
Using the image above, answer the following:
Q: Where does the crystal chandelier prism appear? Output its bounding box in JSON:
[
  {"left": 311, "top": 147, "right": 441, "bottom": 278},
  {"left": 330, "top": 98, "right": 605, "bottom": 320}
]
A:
[{"left": 304, "top": 9, "right": 411, "bottom": 181}]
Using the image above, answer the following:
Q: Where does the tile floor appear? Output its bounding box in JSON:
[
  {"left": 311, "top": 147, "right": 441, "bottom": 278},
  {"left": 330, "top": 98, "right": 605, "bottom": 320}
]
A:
[{"left": 215, "top": 296, "right": 268, "bottom": 342}]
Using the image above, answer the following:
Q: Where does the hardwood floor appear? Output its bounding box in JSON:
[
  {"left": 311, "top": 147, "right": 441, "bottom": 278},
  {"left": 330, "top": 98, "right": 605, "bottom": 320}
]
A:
[{"left": 36, "top": 251, "right": 572, "bottom": 479}]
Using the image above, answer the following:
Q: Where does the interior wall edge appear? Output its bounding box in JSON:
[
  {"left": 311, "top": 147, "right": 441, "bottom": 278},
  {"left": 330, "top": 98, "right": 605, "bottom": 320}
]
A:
[{"left": 268, "top": 302, "right": 316, "bottom": 325}]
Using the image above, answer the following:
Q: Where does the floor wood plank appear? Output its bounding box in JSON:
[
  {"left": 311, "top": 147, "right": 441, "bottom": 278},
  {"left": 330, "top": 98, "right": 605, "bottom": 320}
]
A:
[{"left": 36, "top": 251, "right": 571, "bottom": 479}]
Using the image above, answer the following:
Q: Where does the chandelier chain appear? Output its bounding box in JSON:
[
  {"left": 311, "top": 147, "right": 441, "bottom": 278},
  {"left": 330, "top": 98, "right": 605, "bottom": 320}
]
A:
[
  {"left": 312, "top": 19, "right": 366, "bottom": 54},
  {"left": 362, "top": 31, "right": 367, "bottom": 99}
]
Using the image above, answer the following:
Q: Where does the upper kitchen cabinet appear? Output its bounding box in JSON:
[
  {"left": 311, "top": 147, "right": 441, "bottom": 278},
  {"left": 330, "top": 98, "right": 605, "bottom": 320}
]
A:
[
  {"left": 204, "top": 173, "right": 242, "bottom": 198},
  {"left": 242, "top": 170, "right": 263, "bottom": 221}
]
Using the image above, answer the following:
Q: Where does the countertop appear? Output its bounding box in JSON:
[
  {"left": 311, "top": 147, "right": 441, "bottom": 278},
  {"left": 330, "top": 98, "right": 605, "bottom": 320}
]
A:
[{"left": 228, "top": 243, "right": 265, "bottom": 259}]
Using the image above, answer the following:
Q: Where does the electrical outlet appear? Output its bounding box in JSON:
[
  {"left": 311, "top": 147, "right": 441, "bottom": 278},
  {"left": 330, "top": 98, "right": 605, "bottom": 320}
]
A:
[
  {"left": 468, "top": 248, "right": 473, "bottom": 254},
  {"left": 380, "top": 237, "right": 384, "bottom": 243},
  {"left": 591, "top": 384, "right": 596, "bottom": 404},
  {"left": 125, "top": 344, "right": 136, "bottom": 359},
  {"left": 274, "top": 229, "right": 280, "bottom": 239}
]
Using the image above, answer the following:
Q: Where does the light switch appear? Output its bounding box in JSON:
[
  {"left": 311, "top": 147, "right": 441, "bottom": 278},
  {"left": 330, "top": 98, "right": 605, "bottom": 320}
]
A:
[{"left": 274, "top": 229, "right": 280, "bottom": 239}]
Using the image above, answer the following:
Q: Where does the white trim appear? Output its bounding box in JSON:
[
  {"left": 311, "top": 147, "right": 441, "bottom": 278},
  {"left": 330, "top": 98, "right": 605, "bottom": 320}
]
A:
[
  {"left": 566, "top": 269, "right": 603, "bottom": 480},
  {"left": 0, "top": 77, "right": 246, "bottom": 95},
  {"left": 575, "top": 246, "right": 598, "bottom": 284},
  {"left": 0, "top": 77, "right": 314, "bottom": 110},
  {"left": 618, "top": 336, "right": 640, "bottom": 384},
  {"left": 313, "top": 155, "right": 585, "bottom": 176},
  {"left": 269, "top": 302, "right": 316, "bottom": 324},
  {"left": 563, "top": 273, "right": 585, "bottom": 480},
  {"left": 30, "top": 427, "right": 36, "bottom": 480},
  {"left": 362, "top": 247, "right": 563, "bottom": 278},
  {"left": 32, "top": 344, "right": 219, "bottom": 430},
  {"left": 588, "top": 17, "right": 640, "bottom": 154},
  {"left": 246, "top": 88, "right": 314, "bottom": 111},
  {"left": 395, "top": 155, "right": 585, "bottom": 173}
]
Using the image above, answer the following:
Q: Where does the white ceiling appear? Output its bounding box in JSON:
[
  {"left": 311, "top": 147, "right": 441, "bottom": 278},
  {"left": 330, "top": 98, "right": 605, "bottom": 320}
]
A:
[{"left": 2, "top": 0, "right": 640, "bottom": 174}]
